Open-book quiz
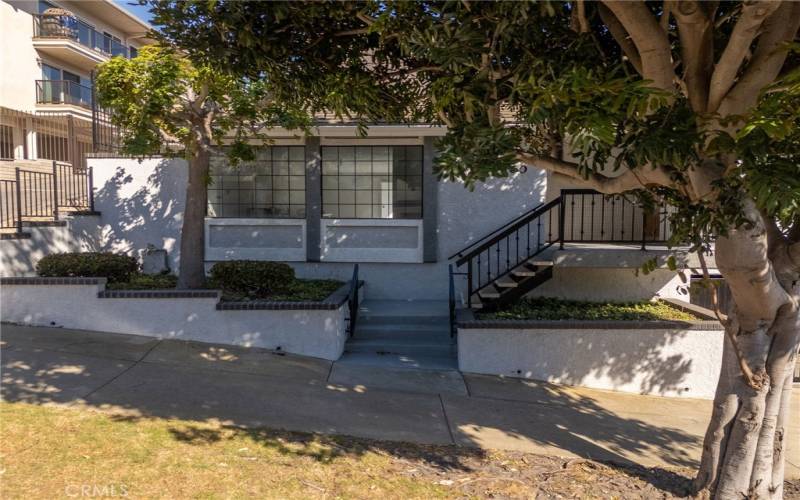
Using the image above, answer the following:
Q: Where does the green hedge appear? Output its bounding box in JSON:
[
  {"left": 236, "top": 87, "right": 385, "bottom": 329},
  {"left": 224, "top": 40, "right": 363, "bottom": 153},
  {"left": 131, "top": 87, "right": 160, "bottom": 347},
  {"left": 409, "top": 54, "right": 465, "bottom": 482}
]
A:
[
  {"left": 208, "top": 260, "right": 295, "bottom": 298},
  {"left": 36, "top": 252, "right": 139, "bottom": 283}
]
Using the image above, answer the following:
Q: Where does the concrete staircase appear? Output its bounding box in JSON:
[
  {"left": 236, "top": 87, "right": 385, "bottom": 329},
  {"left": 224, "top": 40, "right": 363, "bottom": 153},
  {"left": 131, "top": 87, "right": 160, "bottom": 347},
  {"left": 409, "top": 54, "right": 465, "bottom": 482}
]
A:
[{"left": 339, "top": 300, "right": 457, "bottom": 371}]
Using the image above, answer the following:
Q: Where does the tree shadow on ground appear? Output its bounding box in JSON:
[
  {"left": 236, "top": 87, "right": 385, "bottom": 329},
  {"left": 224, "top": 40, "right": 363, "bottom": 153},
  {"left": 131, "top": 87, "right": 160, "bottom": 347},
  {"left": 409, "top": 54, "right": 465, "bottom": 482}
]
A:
[{"left": 1, "top": 325, "right": 707, "bottom": 496}]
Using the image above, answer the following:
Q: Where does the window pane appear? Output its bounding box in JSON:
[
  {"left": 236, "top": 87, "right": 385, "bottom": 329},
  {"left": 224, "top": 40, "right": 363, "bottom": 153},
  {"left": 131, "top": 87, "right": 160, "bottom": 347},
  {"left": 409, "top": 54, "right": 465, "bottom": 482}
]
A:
[
  {"left": 320, "top": 145, "right": 423, "bottom": 219},
  {"left": 206, "top": 146, "right": 305, "bottom": 219}
]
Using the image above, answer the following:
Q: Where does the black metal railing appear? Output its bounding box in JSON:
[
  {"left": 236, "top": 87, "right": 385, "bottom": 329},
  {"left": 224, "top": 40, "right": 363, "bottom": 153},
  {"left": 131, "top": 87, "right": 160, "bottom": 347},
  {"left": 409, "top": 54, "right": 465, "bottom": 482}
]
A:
[
  {"left": 560, "top": 189, "right": 673, "bottom": 249},
  {"left": 33, "top": 14, "right": 131, "bottom": 58},
  {"left": 0, "top": 161, "right": 94, "bottom": 233},
  {"left": 449, "top": 189, "right": 676, "bottom": 306},
  {"left": 36, "top": 80, "right": 93, "bottom": 109},
  {"left": 346, "top": 264, "right": 360, "bottom": 337},
  {"left": 451, "top": 197, "right": 562, "bottom": 305}
]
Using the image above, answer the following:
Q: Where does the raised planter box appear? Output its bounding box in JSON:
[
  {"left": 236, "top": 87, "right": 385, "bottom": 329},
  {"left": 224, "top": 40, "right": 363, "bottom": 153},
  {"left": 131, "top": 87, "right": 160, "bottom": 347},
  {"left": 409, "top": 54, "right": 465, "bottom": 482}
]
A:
[
  {"left": 0, "top": 277, "right": 363, "bottom": 361},
  {"left": 456, "top": 305, "right": 724, "bottom": 399}
]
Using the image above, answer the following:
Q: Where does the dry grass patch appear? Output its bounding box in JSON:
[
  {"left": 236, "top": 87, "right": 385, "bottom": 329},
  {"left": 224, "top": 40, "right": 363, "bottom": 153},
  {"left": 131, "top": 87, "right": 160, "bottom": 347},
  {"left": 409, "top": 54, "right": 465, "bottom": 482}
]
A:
[{"left": 0, "top": 402, "right": 735, "bottom": 499}]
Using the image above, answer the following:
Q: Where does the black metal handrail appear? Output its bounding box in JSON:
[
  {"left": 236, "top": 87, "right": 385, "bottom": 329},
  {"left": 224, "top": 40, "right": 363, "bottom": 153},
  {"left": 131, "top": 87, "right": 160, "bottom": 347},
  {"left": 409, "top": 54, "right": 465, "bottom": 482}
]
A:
[
  {"left": 0, "top": 162, "right": 93, "bottom": 233},
  {"left": 455, "top": 197, "right": 561, "bottom": 267},
  {"left": 448, "top": 264, "right": 456, "bottom": 337},
  {"left": 560, "top": 189, "right": 673, "bottom": 249},
  {"left": 448, "top": 188, "right": 677, "bottom": 306},
  {"left": 36, "top": 80, "right": 93, "bottom": 110},
  {"left": 453, "top": 198, "right": 562, "bottom": 304},
  {"left": 346, "top": 264, "right": 360, "bottom": 337},
  {"left": 448, "top": 201, "right": 546, "bottom": 261}
]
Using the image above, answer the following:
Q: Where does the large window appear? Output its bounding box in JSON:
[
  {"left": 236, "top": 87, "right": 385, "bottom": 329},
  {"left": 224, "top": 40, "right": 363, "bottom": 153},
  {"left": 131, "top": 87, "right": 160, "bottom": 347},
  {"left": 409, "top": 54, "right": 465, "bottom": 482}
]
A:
[
  {"left": 208, "top": 146, "right": 306, "bottom": 218},
  {"left": 322, "top": 145, "right": 422, "bottom": 219}
]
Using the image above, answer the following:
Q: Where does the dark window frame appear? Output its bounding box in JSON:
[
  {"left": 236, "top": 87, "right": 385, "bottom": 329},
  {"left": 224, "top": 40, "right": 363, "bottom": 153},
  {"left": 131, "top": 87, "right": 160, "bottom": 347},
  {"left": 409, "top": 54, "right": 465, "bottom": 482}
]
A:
[
  {"left": 207, "top": 146, "right": 307, "bottom": 219},
  {"left": 320, "top": 145, "right": 423, "bottom": 220}
]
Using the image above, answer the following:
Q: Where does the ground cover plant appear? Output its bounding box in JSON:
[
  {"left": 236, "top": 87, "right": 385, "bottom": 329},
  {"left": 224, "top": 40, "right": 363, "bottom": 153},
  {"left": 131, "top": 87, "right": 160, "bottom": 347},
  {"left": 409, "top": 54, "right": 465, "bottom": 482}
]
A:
[{"left": 478, "top": 297, "right": 700, "bottom": 322}]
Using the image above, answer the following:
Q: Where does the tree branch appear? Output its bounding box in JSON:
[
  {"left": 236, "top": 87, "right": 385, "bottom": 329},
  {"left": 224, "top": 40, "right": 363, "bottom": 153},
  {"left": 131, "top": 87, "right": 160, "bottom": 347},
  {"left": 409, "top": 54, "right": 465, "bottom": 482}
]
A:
[
  {"left": 515, "top": 152, "right": 676, "bottom": 193},
  {"left": 707, "top": 1, "right": 782, "bottom": 112},
  {"left": 718, "top": 1, "right": 800, "bottom": 116},
  {"left": 673, "top": 1, "right": 714, "bottom": 112},
  {"left": 601, "top": 1, "right": 675, "bottom": 92},
  {"left": 597, "top": 4, "right": 643, "bottom": 75}
]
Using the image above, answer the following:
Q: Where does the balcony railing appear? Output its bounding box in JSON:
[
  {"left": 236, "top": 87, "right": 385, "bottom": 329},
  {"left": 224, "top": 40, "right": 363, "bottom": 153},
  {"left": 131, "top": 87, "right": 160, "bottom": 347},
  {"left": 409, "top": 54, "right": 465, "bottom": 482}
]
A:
[
  {"left": 36, "top": 80, "right": 93, "bottom": 109},
  {"left": 33, "top": 14, "right": 131, "bottom": 59}
]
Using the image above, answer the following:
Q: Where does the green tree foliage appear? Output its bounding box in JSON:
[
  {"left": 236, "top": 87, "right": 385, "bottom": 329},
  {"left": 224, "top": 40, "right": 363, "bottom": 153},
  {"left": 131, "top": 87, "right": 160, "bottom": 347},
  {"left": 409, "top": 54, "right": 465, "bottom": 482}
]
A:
[{"left": 95, "top": 45, "right": 310, "bottom": 287}]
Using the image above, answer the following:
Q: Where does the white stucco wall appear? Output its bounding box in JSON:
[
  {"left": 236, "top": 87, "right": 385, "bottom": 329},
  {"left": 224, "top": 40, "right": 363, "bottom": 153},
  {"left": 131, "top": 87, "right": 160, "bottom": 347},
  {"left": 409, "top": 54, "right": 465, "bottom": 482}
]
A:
[
  {"left": 85, "top": 156, "right": 548, "bottom": 301},
  {"left": 89, "top": 157, "right": 187, "bottom": 272},
  {"left": 0, "top": 216, "right": 99, "bottom": 276},
  {"left": 0, "top": 1, "right": 40, "bottom": 110},
  {"left": 1, "top": 282, "right": 351, "bottom": 360},
  {"left": 458, "top": 326, "right": 724, "bottom": 399}
]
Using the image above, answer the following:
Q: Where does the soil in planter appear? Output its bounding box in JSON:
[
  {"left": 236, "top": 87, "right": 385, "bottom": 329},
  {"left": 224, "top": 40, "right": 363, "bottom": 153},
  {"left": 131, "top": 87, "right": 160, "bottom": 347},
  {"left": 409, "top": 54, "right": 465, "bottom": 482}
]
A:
[{"left": 478, "top": 297, "right": 700, "bottom": 321}]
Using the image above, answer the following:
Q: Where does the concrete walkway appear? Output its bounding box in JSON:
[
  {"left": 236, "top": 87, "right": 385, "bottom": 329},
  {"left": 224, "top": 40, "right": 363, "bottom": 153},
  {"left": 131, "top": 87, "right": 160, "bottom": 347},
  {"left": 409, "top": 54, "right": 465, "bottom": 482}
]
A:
[{"left": 2, "top": 323, "right": 798, "bottom": 478}]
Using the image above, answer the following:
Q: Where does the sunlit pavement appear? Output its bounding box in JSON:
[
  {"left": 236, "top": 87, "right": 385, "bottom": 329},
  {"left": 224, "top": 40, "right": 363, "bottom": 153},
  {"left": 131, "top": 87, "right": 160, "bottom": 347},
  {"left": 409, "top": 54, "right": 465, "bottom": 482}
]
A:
[{"left": 2, "top": 322, "right": 798, "bottom": 477}]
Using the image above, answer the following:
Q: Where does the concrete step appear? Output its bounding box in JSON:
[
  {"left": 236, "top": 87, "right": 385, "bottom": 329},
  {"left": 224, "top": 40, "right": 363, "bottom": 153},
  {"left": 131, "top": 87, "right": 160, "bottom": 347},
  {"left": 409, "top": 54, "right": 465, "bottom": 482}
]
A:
[
  {"left": 354, "top": 322, "right": 450, "bottom": 335},
  {"left": 346, "top": 338, "right": 456, "bottom": 357},
  {"left": 328, "top": 361, "right": 467, "bottom": 396},
  {"left": 336, "top": 351, "right": 459, "bottom": 371},
  {"left": 357, "top": 315, "right": 449, "bottom": 326}
]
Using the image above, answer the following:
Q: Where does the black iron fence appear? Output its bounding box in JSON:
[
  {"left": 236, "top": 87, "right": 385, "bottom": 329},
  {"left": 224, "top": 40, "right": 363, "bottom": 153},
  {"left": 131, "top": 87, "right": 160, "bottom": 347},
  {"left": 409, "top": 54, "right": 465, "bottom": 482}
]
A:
[
  {"left": 0, "top": 106, "right": 94, "bottom": 168},
  {"left": 560, "top": 189, "right": 674, "bottom": 248},
  {"left": 0, "top": 161, "right": 93, "bottom": 232}
]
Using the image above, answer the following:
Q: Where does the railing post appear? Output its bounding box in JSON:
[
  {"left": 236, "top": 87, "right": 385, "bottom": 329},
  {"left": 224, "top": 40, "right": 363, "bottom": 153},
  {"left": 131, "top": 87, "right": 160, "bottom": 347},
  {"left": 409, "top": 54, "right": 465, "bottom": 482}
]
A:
[
  {"left": 88, "top": 167, "right": 95, "bottom": 212},
  {"left": 467, "top": 259, "right": 473, "bottom": 305},
  {"left": 14, "top": 168, "right": 23, "bottom": 234},
  {"left": 558, "top": 194, "right": 565, "bottom": 249},
  {"left": 641, "top": 209, "right": 647, "bottom": 251},
  {"left": 51, "top": 160, "right": 59, "bottom": 219}
]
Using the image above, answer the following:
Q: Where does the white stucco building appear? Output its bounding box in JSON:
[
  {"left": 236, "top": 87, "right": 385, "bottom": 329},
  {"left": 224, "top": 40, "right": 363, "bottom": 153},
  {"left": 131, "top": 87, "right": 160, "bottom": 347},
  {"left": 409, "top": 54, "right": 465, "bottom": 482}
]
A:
[{"left": 0, "top": 0, "right": 151, "bottom": 164}]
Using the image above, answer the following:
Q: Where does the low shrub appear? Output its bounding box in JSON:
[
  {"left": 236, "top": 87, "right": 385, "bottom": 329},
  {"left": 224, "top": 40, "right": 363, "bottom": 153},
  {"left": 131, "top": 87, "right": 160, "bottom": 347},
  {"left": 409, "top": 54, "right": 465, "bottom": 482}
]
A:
[
  {"left": 208, "top": 260, "right": 295, "bottom": 299},
  {"left": 36, "top": 252, "right": 139, "bottom": 283}
]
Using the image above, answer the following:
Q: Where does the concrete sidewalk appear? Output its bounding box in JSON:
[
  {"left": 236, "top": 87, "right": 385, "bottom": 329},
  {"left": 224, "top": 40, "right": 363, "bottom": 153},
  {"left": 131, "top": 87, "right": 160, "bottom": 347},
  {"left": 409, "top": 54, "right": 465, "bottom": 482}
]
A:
[{"left": 2, "top": 323, "right": 798, "bottom": 478}]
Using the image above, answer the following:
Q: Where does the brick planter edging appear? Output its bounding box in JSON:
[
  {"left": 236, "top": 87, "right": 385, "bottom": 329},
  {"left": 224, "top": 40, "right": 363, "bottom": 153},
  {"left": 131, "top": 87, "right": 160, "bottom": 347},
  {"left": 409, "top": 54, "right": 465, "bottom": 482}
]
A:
[
  {"left": 98, "top": 289, "right": 221, "bottom": 299},
  {"left": 0, "top": 277, "right": 107, "bottom": 285},
  {"left": 216, "top": 280, "right": 363, "bottom": 310},
  {"left": 1, "top": 277, "right": 364, "bottom": 311},
  {"left": 456, "top": 308, "right": 724, "bottom": 331}
]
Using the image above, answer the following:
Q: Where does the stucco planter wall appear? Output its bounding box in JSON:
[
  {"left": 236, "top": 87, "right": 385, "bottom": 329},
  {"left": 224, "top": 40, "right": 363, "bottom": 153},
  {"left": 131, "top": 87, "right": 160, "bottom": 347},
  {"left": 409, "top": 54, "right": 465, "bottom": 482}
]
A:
[
  {"left": 1, "top": 277, "right": 363, "bottom": 361},
  {"left": 457, "top": 310, "right": 724, "bottom": 399}
]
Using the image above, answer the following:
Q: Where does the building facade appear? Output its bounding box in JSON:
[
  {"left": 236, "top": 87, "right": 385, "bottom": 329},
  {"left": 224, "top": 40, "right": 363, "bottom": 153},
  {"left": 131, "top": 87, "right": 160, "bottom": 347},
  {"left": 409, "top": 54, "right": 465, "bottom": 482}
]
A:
[{"left": 0, "top": 0, "right": 150, "bottom": 162}]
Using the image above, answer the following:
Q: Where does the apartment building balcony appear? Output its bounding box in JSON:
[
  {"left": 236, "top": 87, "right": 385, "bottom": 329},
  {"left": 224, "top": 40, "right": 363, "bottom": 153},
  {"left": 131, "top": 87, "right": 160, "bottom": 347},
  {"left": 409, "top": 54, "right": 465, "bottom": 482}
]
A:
[
  {"left": 32, "top": 12, "right": 133, "bottom": 72},
  {"left": 34, "top": 80, "right": 93, "bottom": 120}
]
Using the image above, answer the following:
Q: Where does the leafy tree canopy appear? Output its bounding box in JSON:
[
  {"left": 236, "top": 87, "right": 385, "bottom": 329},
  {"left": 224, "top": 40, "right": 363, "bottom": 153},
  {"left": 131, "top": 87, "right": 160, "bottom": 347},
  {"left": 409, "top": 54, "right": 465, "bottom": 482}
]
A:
[
  {"left": 147, "top": 1, "right": 800, "bottom": 252},
  {"left": 95, "top": 44, "right": 311, "bottom": 162}
]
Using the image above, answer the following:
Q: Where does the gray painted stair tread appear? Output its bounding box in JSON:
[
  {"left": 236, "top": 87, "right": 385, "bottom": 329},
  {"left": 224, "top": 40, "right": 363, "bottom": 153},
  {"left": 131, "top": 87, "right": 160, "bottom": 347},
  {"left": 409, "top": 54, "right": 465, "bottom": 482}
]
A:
[
  {"left": 479, "top": 290, "right": 501, "bottom": 299},
  {"left": 527, "top": 259, "right": 553, "bottom": 266},
  {"left": 358, "top": 300, "right": 448, "bottom": 317},
  {"left": 494, "top": 277, "right": 518, "bottom": 288},
  {"left": 512, "top": 269, "right": 538, "bottom": 277},
  {"left": 329, "top": 361, "right": 467, "bottom": 396},
  {"left": 336, "top": 351, "right": 458, "bottom": 371}
]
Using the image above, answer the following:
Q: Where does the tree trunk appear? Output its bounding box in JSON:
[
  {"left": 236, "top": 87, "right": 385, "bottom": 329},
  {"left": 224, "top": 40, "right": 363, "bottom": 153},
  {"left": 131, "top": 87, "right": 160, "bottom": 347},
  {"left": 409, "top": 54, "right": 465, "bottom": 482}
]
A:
[
  {"left": 176, "top": 143, "right": 210, "bottom": 289},
  {"left": 694, "top": 200, "right": 800, "bottom": 499}
]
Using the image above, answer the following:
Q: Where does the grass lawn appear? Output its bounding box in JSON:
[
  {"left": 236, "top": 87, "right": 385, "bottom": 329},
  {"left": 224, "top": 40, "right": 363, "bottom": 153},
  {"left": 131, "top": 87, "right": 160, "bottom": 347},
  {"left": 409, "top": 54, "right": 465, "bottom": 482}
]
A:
[
  {"left": 0, "top": 402, "right": 701, "bottom": 499},
  {"left": 478, "top": 297, "right": 699, "bottom": 321}
]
